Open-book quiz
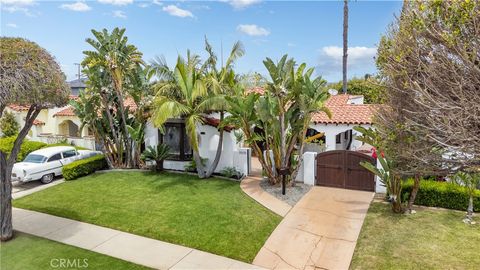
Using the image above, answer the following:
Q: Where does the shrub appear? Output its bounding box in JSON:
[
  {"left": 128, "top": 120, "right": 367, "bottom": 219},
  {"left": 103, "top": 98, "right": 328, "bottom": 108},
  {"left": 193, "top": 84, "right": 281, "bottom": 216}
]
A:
[
  {"left": 141, "top": 144, "right": 171, "bottom": 172},
  {"left": 0, "top": 111, "right": 20, "bottom": 137},
  {"left": 0, "top": 136, "right": 47, "bottom": 161},
  {"left": 63, "top": 155, "right": 107, "bottom": 181},
  {"left": 184, "top": 157, "right": 208, "bottom": 172},
  {"left": 220, "top": 167, "right": 243, "bottom": 180},
  {"left": 402, "top": 179, "right": 480, "bottom": 212}
]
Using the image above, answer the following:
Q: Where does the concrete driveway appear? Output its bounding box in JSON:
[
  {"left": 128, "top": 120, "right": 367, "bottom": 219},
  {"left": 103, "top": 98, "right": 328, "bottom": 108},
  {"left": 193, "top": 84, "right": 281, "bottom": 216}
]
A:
[
  {"left": 253, "top": 186, "right": 373, "bottom": 270},
  {"left": 12, "top": 178, "right": 64, "bottom": 199}
]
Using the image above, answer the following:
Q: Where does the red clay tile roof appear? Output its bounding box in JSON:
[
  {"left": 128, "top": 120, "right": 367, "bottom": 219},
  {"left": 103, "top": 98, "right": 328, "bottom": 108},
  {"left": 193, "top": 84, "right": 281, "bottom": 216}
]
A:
[
  {"left": 203, "top": 117, "right": 234, "bottom": 132},
  {"left": 53, "top": 106, "right": 75, "bottom": 117},
  {"left": 245, "top": 86, "right": 265, "bottom": 95},
  {"left": 245, "top": 87, "right": 376, "bottom": 125},
  {"left": 124, "top": 97, "right": 138, "bottom": 111},
  {"left": 7, "top": 104, "right": 30, "bottom": 111},
  {"left": 33, "top": 119, "right": 45, "bottom": 126},
  {"left": 312, "top": 105, "right": 376, "bottom": 125}
]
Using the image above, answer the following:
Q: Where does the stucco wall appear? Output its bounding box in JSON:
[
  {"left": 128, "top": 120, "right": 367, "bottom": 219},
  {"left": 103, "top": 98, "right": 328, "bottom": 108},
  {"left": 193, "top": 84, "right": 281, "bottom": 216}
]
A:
[
  {"left": 309, "top": 123, "right": 372, "bottom": 151},
  {"left": 144, "top": 120, "right": 244, "bottom": 175}
]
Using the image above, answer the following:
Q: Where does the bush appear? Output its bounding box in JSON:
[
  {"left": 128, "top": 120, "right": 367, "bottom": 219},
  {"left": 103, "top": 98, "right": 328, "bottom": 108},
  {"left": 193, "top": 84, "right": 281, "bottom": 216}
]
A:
[
  {"left": 402, "top": 179, "right": 480, "bottom": 212},
  {"left": 0, "top": 136, "right": 47, "bottom": 161},
  {"left": 63, "top": 155, "right": 107, "bottom": 181},
  {"left": 220, "top": 167, "right": 243, "bottom": 180},
  {"left": 0, "top": 111, "right": 20, "bottom": 137}
]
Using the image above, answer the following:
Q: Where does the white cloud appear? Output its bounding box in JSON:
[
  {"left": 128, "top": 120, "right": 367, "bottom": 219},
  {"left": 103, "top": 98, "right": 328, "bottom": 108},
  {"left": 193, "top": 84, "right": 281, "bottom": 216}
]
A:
[
  {"left": 287, "top": 42, "right": 296, "bottom": 47},
  {"left": 153, "top": 0, "right": 162, "bottom": 6},
  {"left": 138, "top": 3, "right": 149, "bottom": 8},
  {"left": 60, "top": 1, "right": 91, "bottom": 12},
  {"left": 98, "top": 0, "right": 133, "bottom": 6},
  {"left": 6, "top": 22, "right": 17, "bottom": 28},
  {"left": 222, "top": 0, "right": 261, "bottom": 9},
  {"left": 0, "top": 0, "right": 36, "bottom": 15},
  {"left": 317, "top": 46, "right": 377, "bottom": 77},
  {"left": 162, "top": 5, "right": 193, "bottom": 18},
  {"left": 112, "top": 10, "right": 127, "bottom": 18},
  {"left": 237, "top": 24, "right": 270, "bottom": 36}
]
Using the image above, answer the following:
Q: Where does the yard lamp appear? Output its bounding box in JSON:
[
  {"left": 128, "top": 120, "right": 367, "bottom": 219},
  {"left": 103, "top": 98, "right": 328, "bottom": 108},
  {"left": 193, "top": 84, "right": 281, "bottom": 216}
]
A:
[{"left": 278, "top": 167, "right": 289, "bottom": 195}]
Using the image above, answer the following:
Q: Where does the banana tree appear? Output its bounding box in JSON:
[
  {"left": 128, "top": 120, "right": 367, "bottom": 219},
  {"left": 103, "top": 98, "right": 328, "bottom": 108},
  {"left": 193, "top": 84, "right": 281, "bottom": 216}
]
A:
[{"left": 83, "top": 27, "right": 145, "bottom": 168}]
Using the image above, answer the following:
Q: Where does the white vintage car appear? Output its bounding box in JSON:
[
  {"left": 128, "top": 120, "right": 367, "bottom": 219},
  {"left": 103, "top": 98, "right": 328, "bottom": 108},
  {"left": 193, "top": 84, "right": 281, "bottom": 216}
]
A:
[{"left": 11, "top": 146, "right": 102, "bottom": 184}]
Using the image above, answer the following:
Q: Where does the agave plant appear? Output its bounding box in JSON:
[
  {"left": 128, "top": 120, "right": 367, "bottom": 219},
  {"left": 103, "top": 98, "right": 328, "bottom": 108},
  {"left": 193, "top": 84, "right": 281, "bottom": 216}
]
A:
[{"left": 141, "top": 144, "right": 171, "bottom": 172}]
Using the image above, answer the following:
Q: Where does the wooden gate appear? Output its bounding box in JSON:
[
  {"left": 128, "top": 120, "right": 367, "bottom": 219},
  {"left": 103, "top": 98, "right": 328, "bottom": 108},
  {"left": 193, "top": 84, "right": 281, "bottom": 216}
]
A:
[{"left": 316, "top": 150, "right": 375, "bottom": 192}]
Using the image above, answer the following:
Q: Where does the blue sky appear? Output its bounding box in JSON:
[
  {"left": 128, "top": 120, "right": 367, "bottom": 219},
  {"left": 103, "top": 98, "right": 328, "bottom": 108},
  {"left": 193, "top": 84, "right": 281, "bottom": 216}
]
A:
[{"left": 1, "top": 0, "right": 402, "bottom": 82}]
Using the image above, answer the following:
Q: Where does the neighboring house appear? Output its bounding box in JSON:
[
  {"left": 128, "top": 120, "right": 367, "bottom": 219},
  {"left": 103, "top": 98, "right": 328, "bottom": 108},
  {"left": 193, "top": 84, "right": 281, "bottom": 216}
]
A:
[{"left": 3, "top": 78, "right": 97, "bottom": 150}]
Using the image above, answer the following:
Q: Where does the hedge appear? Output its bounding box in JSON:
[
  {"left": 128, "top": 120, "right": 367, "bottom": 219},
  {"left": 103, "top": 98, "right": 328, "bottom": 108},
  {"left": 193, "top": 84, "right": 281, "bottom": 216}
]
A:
[
  {"left": 63, "top": 155, "right": 107, "bottom": 181},
  {"left": 0, "top": 136, "right": 47, "bottom": 161},
  {"left": 402, "top": 179, "right": 480, "bottom": 212}
]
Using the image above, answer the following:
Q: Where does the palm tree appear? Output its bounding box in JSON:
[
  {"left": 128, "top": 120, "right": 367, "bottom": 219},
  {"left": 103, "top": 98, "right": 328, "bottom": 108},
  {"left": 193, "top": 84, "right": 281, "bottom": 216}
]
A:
[
  {"left": 151, "top": 52, "right": 223, "bottom": 178},
  {"left": 202, "top": 38, "right": 244, "bottom": 178},
  {"left": 141, "top": 144, "right": 171, "bottom": 172},
  {"left": 83, "top": 28, "right": 144, "bottom": 167},
  {"left": 342, "top": 0, "right": 349, "bottom": 94}
]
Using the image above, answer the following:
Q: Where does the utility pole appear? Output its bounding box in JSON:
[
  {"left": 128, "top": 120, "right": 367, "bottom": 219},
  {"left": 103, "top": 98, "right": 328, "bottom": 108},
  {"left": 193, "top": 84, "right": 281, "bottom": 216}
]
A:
[{"left": 74, "top": 63, "right": 81, "bottom": 79}]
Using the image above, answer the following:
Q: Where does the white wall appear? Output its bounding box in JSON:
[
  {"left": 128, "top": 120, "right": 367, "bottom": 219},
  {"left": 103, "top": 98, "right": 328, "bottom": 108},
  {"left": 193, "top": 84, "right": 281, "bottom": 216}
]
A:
[
  {"left": 144, "top": 120, "right": 247, "bottom": 175},
  {"left": 310, "top": 123, "right": 372, "bottom": 151}
]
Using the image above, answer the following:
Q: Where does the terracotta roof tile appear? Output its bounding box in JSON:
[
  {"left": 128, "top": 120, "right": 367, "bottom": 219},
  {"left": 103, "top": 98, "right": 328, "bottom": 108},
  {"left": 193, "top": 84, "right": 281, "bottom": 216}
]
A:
[
  {"left": 7, "top": 104, "right": 30, "bottom": 111},
  {"left": 312, "top": 105, "right": 377, "bottom": 125},
  {"left": 245, "top": 87, "right": 265, "bottom": 95},
  {"left": 53, "top": 106, "right": 76, "bottom": 117},
  {"left": 33, "top": 119, "right": 45, "bottom": 126},
  {"left": 203, "top": 117, "right": 234, "bottom": 132}
]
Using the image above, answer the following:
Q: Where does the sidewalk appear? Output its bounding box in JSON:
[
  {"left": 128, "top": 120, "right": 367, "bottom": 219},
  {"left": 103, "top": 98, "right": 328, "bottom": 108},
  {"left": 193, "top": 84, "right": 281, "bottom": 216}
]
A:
[{"left": 13, "top": 208, "right": 264, "bottom": 270}]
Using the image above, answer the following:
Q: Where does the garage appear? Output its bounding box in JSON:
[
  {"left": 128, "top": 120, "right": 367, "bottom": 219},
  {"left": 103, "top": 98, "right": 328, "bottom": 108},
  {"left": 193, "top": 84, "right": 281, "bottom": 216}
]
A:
[{"left": 316, "top": 150, "right": 375, "bottom": 192}]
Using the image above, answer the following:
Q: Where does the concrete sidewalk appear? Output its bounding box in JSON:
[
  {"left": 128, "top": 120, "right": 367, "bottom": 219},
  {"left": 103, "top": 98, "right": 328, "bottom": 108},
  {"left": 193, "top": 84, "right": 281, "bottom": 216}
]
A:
[
  {"left": 253, "top": 187, "right": 374, "bottom": 270},
  {"left": 13, "top": 208, "right": 264, "bottom": 270}
]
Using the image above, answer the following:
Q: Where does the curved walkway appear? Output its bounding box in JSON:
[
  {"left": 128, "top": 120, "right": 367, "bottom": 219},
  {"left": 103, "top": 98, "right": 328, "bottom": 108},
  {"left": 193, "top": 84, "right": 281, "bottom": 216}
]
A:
[
  {"left": 12, "top": 208, "right": 263, "bottom": 270},
  {"left": 241, "top": 176, "right": 292, "bottom": 217}
]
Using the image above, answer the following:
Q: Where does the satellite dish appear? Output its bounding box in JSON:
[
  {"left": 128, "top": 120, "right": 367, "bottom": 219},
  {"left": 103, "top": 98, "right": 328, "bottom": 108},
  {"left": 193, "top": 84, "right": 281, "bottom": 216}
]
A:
[{"left": 328, "top": 89, "right": 338, "bottom": 96}]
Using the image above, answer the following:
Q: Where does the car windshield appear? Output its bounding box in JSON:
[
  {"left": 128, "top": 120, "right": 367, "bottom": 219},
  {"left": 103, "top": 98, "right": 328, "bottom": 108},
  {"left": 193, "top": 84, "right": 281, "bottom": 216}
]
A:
[{"left": 23, "top": 154, "right": 47, "bottom": 163}]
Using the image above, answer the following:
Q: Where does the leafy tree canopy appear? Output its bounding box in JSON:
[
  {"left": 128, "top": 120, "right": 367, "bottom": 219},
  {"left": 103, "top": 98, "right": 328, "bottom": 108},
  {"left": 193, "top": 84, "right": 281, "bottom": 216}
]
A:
[
  {"left": 328, "top": 75, "right": 385, "bottom": 104},
  {"left": 0, "top": 37, "right": 70, "bottom": 109}
]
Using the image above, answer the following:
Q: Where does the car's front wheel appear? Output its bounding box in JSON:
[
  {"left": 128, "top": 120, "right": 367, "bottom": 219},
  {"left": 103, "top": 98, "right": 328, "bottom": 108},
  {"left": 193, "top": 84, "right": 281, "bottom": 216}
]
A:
[{"left": 40, "top": 173, "right": 54, "bottom": 184}]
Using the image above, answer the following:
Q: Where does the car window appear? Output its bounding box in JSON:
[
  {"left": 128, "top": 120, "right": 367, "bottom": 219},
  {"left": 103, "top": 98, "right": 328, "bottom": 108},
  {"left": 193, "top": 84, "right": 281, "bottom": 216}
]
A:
[
  {"left": 24, "top": 154, "right": 47, "bottom": 163},
  {"left": 62, "top": 150, "right": 77, "bottom": 158},
  {"left": 48, "top": 153, "right": 62, "bottom": 162}
]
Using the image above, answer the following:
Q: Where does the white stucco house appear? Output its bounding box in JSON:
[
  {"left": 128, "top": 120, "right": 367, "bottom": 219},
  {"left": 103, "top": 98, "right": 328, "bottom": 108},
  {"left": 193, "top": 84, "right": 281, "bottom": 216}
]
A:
[{"left": 143, "top": 89, "right": 377, "bottom": 181}]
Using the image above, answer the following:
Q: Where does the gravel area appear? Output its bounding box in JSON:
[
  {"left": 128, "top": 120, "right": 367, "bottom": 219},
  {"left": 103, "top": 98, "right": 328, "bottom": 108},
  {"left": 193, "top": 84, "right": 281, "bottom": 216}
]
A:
[{"left": 259, "top": 180, "right": 312, "bottom": 206}]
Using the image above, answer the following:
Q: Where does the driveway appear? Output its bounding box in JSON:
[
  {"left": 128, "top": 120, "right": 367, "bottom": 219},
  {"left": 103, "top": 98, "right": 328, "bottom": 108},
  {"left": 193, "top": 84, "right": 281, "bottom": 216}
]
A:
[
  {"left": 253, "top": 187, "right": 373, "bottom": 270},
  {"left": 12, "top": 178, "right": 64, "bottom": 199}
]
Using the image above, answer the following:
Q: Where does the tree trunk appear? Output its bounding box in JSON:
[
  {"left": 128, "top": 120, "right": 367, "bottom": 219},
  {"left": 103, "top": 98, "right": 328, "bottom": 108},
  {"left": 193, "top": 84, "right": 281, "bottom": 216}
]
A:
[
  {"left": 1, "top": 105, "right": 41, "bottom": 241},
  {"left": 407, "top": 174, "right": 420, "bottom": 212},
  {"left": 467, "top": 196, "right": 474, "bottom": 221},
  {"left": 155, "top": 159, "right": 164, "bottom": 172},
  {"left": 342, "top": 0, "right": 349, "bottom": 94},
  {"left": 205, "top": 112, "right": 225, "bottom": 178},
  {"left": 193, "top": 150, "right": 206, "bottom": 178},
  {"left": 0, "top": 152, "right": 13, "bottom": 241}
]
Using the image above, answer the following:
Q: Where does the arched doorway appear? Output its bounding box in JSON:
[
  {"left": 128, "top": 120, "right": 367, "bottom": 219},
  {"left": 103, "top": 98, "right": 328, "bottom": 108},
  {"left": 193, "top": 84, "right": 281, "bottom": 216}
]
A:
[{"left": 58, "top": 120, "right": 79, "bottom": 137}]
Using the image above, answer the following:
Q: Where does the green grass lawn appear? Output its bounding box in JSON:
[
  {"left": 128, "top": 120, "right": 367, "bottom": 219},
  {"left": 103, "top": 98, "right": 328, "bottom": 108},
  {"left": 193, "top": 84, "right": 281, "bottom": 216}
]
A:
[
  {"left": 0, "top": 232, "right": 149, "bottom": 270},
  {"left": 13, "top": 171, "right": 281, "bottom": 262},
  {"left": 350, "top": 202, "right": 480, "bottom": 270}
]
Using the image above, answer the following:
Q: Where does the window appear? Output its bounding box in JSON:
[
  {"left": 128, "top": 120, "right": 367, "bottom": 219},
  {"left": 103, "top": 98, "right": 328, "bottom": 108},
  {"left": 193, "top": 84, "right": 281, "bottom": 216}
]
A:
[
  {"left": 48, "top": 153, "right": 62, "bottom": 162},
  {"left": 24, "top": 154, "right": 47, "bottom": 163},
  {"left": 336, "top": 134, "right": 341, "bottom": 144},
  {"left": 159, "top": 122, "right": 192, "bottom": 161},
  {"left": 62, "top": 150, "right": 77, "bottom": 158}
]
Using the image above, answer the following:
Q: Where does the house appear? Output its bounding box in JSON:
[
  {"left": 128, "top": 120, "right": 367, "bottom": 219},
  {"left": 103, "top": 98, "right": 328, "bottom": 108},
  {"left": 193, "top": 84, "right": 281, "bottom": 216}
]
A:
[
  {"left": 3, "top": 78, "right": 97, "bottom": 150},
  {"left": 143, "top": 89, "right": 376, "bottom": 178}
]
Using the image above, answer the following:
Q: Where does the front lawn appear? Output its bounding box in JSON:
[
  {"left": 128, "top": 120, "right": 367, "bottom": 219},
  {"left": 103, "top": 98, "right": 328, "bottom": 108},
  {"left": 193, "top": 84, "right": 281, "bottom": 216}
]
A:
[
  {"left": 350, "top": 202, "right": 480, "bottom": 269},
  {"left": 13, "top": 171, "right": 281, "bottom": 262},
  {"left": 0, "top": 232, "right": 149, "bottom": 270}
]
